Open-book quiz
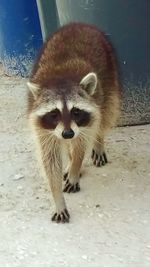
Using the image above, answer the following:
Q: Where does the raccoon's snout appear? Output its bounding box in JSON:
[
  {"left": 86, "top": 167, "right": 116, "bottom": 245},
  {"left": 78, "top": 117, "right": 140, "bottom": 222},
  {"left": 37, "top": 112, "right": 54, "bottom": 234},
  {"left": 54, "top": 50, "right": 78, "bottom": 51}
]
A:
[{"left": 62, "top": 129, "right": 75, "bottom": 139}]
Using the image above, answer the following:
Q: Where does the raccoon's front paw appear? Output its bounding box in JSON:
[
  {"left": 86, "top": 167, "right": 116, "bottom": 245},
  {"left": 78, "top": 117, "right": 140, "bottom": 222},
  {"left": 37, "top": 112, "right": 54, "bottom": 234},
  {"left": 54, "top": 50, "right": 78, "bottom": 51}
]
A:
[
  {"left": 51, "top": 208, "right": 70, "bottom": 223},
  {"left": 92, "top": 149, "right": 108, "bottom": 167},
  {"left": 63, "top": 172, "right": 82, "bottom": 181},
  {"left": 63, "top": 179, "right": 80, "bottom": 193}
]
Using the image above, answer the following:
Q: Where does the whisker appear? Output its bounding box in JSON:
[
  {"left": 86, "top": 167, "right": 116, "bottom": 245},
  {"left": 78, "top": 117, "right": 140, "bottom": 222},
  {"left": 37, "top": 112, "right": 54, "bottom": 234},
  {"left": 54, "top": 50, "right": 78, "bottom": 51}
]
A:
[{"left": 79, "top": 130, "right": 102, "bottom": 146}]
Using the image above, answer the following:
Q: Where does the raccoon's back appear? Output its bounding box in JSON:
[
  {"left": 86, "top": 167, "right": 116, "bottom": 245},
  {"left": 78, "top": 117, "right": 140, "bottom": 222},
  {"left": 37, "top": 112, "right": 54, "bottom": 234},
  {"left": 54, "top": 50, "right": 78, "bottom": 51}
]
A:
[{"left": 31, "top": 23, "right": 117, "bottom": 86}]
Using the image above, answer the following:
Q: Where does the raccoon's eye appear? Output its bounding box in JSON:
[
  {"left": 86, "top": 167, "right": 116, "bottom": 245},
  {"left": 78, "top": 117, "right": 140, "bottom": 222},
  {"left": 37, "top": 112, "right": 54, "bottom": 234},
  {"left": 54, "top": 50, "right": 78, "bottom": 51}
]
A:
[
  {"left": 71, "top": 108, "right": 81, "bottom": 117},
  {"left": 49, "top": 109, "right": 60, "bottom": 119},
  {"left": 71, "top": 107, "right": 91, "bottom": 127},
  {"left": 40, "top": 109, "right": 60, "bottom": 129}
]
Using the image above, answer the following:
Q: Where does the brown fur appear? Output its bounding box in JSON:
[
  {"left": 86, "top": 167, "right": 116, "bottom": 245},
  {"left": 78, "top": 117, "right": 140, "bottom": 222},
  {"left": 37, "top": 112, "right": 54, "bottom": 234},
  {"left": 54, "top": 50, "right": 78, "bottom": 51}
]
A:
[{"left": 27, "top": 22, "right": 122, "bottom": 223}]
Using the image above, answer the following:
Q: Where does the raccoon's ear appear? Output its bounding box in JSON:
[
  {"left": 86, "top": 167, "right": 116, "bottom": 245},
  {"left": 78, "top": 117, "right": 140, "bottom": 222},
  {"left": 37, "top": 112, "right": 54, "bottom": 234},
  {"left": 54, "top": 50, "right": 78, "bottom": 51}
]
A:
[
  {"left": 27, "top": 82, "right": 40, "bottom": 99},
  {"left": 80, "top": 72, "right": 97, "bottom": 95}
]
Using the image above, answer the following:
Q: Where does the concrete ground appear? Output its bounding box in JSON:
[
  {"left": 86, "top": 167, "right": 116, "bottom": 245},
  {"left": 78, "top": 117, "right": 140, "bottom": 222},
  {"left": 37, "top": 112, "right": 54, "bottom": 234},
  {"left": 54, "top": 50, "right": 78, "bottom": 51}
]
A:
[{"left": 0, "top": 67, "right": 150, "bottom": 267}]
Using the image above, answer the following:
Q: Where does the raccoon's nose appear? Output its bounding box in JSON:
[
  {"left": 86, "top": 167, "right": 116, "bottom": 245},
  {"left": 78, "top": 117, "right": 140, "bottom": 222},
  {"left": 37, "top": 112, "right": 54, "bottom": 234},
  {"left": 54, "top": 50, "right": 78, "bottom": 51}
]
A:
[{"left": 62, "top": 129, "right": 75, "bottom": 139}]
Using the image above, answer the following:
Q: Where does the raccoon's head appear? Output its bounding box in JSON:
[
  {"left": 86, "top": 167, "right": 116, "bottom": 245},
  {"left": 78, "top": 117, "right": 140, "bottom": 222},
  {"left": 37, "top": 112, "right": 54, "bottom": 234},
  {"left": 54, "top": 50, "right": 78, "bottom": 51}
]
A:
[{"left": 27, "top": 72, "right": 100, "bottom": 139}]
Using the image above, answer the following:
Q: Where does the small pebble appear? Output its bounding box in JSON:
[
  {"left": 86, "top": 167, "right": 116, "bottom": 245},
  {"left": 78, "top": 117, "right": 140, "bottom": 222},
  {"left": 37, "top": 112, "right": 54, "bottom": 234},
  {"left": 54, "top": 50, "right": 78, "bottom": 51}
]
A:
[
  {"left": 13, "top": 174, "right": 24, "bottom": 181},
  {"left": 82, "top": 255, "right": 88, "bottom": 260},
  {"left": 17, "top": 185, "right": 23, "bottom": 190},
  {"left": 98, "top": 213, "right": 104, "bottom": 218}
]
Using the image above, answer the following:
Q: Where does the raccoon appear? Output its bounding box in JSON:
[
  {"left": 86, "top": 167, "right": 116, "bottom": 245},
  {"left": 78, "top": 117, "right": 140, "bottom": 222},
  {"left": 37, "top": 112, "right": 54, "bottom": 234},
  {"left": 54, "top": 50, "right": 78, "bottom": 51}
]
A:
[{"left": 27, "top": 22, "right": 121, "bottom": 223}]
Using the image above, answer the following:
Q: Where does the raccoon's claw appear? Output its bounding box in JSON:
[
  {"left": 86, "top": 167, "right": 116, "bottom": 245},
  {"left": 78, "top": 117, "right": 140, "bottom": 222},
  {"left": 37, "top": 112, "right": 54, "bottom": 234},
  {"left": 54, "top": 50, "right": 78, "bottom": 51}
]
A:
[
  {"left": 63, "top": 172, "right": 68, "bottom": 181},
  {"left": 92, "top": 149, "right": 108, "bottom": 167},
  {"left": 51, "top": 208, "right": 70, "bottom": 223},
  {"left": 63, "top": 172, "right": 82, "bottom": 181},
  {"left": 63, "top": 179, "right": 80, "bottom": 193}
]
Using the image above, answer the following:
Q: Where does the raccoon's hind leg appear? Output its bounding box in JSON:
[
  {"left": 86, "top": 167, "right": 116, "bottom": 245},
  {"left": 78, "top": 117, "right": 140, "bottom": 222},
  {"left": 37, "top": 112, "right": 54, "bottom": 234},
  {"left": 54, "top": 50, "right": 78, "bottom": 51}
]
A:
[
  {"left": 63, "top": 138, "right": 85, "bottom": 193},
  {"left": 92, "top": 135, "right": 108, "bottom": 167}
]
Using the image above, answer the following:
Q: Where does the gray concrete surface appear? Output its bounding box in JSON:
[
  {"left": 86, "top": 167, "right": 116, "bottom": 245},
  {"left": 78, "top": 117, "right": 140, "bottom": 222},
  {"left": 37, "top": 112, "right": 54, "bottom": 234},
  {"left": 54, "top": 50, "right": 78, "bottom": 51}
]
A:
[{"left": 0, "top": 67, "right": 150, "bottom": 267}]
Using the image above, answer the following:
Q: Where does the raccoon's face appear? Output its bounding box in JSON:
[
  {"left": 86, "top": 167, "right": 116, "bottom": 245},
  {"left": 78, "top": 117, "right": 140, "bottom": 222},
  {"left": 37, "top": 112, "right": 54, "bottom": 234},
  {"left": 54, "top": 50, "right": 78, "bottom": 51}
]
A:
[{"left": 28, "top": 73, "right": 100, "bottom": 139}]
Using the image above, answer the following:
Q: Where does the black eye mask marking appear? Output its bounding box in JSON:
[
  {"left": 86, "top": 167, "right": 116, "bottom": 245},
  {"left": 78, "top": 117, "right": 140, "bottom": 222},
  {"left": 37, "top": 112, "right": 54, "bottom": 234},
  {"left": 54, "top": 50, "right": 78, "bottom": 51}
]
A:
[
  {"left": 71, "top": 107, "right": 91, "bottom": 127},
  {"left": 40, "top": 109, "right": 61, "bottom": 129}
]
